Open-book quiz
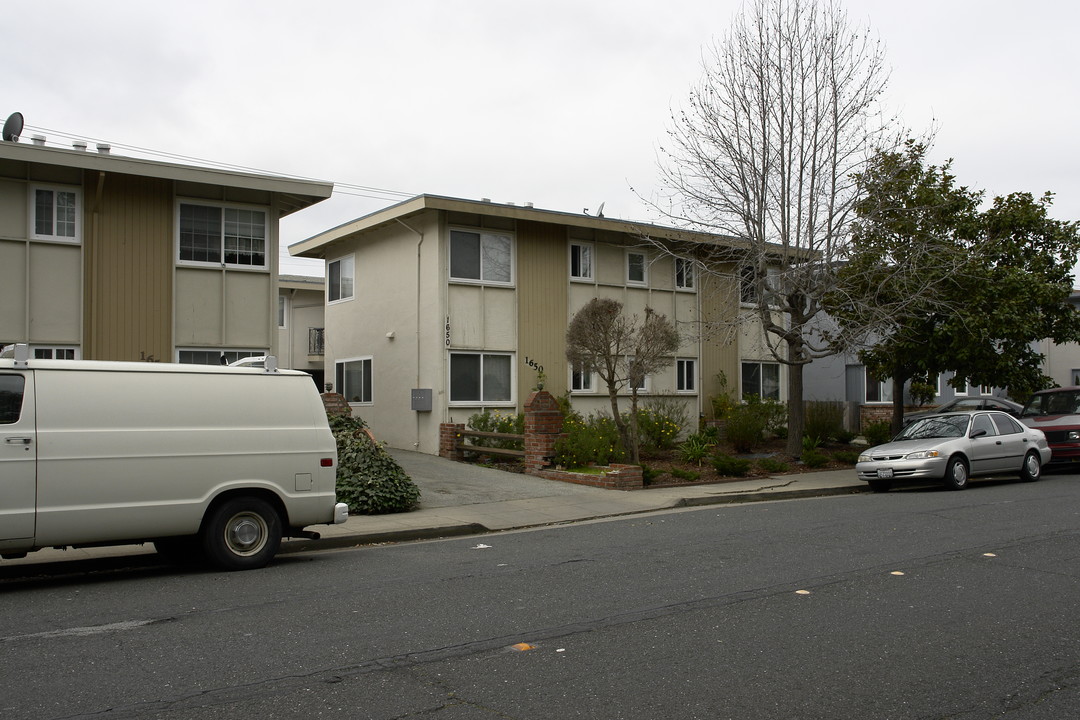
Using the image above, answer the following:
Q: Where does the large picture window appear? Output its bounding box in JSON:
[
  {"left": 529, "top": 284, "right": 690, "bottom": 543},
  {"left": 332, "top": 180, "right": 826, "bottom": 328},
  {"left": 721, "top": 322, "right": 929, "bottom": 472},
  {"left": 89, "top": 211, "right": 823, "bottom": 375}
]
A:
[
  {"left": 328, "top": 255, "right": 355, "bottom": 303},
  {"left": 450, "top": 352, "right": 512, "bottom": 403},
  {"left": 178, "top": 202, "right": 267, "bottom": 268},
  {"left": 31, "top": 185, "right": 80, "bottom": 242},
  {"left": 450, "top": 230, "right": 512, "bottom": 284},
  {"left": 337, "top": 357, "right": 373, "bottom": 404},
  {"left": 742, "top": 361, "right": 780, "bottom": 400}
]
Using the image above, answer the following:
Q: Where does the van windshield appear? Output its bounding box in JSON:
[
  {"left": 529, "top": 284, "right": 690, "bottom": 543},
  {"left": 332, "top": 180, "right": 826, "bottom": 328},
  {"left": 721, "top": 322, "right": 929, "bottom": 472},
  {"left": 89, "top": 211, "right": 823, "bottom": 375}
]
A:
[{"left": 1021, "top": 390, "right": 1080, "bottom": 417}]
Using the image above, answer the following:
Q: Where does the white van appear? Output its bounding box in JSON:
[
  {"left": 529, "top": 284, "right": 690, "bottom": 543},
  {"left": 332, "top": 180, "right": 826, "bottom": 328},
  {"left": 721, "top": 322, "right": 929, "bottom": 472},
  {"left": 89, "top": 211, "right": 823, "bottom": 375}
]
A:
[{"left": 0, "top": 346, "right": 347, "bottom": 570}]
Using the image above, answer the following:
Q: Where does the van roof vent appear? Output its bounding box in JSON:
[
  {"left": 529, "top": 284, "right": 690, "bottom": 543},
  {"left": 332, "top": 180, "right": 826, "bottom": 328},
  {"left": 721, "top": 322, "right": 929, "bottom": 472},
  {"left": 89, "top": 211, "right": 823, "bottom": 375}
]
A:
[
  {"left": 264, "top": 355, "right": 278, "bottom": 373},
  {"left": 13, "top": 343, "right": 29, "bottom": 368}
]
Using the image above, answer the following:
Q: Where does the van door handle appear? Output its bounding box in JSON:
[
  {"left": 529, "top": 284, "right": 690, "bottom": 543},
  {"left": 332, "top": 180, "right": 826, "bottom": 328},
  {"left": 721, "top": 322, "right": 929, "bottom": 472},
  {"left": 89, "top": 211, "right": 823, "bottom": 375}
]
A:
[{"left": 4, "top": 437, "right": 32, "bottom": 445}]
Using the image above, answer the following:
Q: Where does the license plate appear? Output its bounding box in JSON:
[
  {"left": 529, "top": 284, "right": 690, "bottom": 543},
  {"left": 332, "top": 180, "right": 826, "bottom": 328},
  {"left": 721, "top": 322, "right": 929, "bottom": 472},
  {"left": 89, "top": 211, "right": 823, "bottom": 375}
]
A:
[{"left": 877, "top": 468, "right": 894, "bottom": 479}]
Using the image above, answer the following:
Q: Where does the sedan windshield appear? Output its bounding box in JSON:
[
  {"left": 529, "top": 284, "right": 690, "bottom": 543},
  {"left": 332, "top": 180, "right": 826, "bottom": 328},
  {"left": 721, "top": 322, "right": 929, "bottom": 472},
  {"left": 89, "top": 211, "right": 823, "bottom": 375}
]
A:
[{"left": 895, "top": 415, "right": 969, "bottom": 441}]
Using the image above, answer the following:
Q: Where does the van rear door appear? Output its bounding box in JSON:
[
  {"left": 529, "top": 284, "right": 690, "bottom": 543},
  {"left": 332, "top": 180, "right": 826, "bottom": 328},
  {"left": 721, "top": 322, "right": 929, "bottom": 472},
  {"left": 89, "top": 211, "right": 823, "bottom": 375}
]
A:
[{"left": 0, "top": 372, "right": 36, "bottom": 541}]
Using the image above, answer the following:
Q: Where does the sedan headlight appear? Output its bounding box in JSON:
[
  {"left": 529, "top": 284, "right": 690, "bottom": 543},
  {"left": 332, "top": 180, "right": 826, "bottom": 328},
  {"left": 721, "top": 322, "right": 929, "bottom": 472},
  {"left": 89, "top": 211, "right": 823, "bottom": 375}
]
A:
[
  {"left": 857, "top": 453, "right": 872, "bottom": 463},
  {"left": 905, "top": 450, "right": 941, "bottom": 460}
]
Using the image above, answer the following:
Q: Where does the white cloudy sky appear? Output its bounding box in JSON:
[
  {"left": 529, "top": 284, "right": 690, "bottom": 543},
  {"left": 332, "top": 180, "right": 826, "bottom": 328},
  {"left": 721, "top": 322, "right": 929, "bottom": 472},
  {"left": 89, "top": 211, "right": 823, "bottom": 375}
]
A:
[{"left": 5, "top": 0, "right": 1077, "bottom": 277}]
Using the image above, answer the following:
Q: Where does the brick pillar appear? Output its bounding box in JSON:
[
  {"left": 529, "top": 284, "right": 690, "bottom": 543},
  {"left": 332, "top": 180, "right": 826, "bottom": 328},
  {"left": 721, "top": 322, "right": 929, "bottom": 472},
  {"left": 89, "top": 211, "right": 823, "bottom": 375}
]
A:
[
  {"left": 322, "top": 392, "right": 352, "bottom": 417},
  {"left": 440, "top": 422, "right": 466, "bottom": 461},
  {"left": 524, "top": 390, "right": 564, "bottom": 472}
]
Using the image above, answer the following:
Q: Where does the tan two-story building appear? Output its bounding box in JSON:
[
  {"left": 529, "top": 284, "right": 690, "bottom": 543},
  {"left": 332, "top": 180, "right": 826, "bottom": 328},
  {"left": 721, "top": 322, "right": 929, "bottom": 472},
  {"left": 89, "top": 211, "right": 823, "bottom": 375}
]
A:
[
  {"left": 291, "top": 194, "right": 784, "bottom": 454},
  {"left": 0, "top": 137, "right": 332, "bottom": 364}
]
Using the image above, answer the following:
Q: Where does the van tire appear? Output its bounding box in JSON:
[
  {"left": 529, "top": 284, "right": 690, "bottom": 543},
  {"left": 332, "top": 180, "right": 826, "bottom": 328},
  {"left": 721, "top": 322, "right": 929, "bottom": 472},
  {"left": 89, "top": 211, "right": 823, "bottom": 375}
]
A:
[{"left": 201, "top": 497, "right": 282, "bottom": 571}]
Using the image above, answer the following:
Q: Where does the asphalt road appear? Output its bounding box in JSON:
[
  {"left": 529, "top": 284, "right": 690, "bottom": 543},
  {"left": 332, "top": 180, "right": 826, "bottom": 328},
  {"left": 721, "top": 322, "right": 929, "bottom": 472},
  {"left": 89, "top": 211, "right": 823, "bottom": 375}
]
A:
[{"left": 3, "top": 472, "right": 1080, "bottom": 719}]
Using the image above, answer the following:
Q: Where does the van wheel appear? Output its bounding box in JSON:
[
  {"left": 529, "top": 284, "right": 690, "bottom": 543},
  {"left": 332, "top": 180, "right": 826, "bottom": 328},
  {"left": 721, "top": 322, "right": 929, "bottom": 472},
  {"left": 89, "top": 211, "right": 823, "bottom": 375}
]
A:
[
  {"left": 943, "top": 457, "right": 969, "bottom": 490},
  {"left": 201, "top": 497, "right": 281, "bottom": 571},
  {"left": 1019, "top": 451, "right": 1042, "bottom": 482}
]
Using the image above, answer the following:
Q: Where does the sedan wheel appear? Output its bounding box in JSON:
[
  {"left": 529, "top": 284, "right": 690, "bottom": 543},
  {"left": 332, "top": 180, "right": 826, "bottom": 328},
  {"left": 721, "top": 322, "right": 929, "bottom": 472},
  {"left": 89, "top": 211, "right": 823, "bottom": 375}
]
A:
[
  {"left": 943, "top": 456, "right": 969, "bottom": 490},
  {"left": 1019, "top": 451, "right": 1042, "bottom": 482}
]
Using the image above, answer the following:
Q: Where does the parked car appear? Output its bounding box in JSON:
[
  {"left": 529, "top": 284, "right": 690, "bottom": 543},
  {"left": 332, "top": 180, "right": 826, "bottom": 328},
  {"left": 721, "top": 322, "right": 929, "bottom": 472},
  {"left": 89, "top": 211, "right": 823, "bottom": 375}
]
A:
[
  {"left": 856, "top": 410, "right": 1050, "bottom": 492},
  {"left": 902, "top": 396, "right": 1022, "bottom": 426},
  {"left": 1019, "top": 387, "right": 1080, "bottom": 465}
]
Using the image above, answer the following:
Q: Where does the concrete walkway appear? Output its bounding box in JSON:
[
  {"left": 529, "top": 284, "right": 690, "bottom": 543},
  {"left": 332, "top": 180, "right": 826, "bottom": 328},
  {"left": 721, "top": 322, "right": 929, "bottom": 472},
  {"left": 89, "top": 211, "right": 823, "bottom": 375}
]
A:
[{"left": 1, "top": 449, "right": 868, "bottom": 566}]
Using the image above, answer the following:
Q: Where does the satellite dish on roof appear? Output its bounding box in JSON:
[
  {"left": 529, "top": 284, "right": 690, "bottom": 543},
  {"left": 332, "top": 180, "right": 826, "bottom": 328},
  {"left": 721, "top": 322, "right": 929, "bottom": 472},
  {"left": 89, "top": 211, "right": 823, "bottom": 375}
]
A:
[{"left": 3, "top": 112, "right": 24, "bottom": 142}]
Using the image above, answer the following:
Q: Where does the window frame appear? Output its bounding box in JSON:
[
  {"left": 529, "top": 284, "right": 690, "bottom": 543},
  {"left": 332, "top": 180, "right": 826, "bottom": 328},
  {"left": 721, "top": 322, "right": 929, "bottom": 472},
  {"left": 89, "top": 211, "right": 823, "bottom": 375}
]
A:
[
  {"left": 675, "top": 258, "right": 695, "bottom": 291},
  {"left": 570, "top": 361, "right": 595, "bottom": 393},
  {"left": 449, "top": 228, "right": 515, "bottom": 286},
  {"left": 327, "top": 254, "right": 355, "bottom": 304},
  {"left": 676, "top": 358, "right": 696, "bottom": 393},
  {"left": 740, "top": 266, "right": 781, "bottom": 306},
  {"left": 176, "top": 348, "right": 264, "bottom": 365},
  {"left": 864, "top": 367, "right": 894, "bottom": 404},
  {"left": 278, "top": 294, "right": 288, "bottom": 329},
  {"left": 569, "top": 242, "right": 594, "bottom": 282},
  {"left": 176, "top": 200, "right": 268, "bottom": 270},
  {"left": 626, "top": 249, "right": 648, "bottom": 286},
  {"left": 448, "top": 351, "right": 515, "bottom": 405},
  {"left": 29, "top": 184, "right": 82, "bottom": 244},
  {"left": 336, "top": 356, "right": 373, "bottom": 405},
  {"left": 741, "top": 361, "right": 781, "bottom": 401},
  {"left": 30, "top": 346, "right": 79, "bottom": 360}
]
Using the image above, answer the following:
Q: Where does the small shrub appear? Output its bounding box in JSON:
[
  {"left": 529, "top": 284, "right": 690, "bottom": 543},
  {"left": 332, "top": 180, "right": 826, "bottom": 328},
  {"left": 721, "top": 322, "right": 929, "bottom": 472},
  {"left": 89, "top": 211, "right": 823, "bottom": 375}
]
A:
[
  {"left": 554, "top": 412, "right": 626, "bottom": 468},
  {"left": 757, "top": 457, "right": 789, "bottom": 473},
  {"left": 833, "top": 429, "right": 857, "bottom": 445},
  {"left": 636, "top": 404, "right": 685, "bottom": 452},
  {"left": 670, "top": 467, "right": 701, "bottom": 482},
  {"left": 712, "top": 453, "right": 752, "bottom": 477},
  {"left": 801, "top": 448, "right": 830, "bottom": 468},
  {"left": 330, "top": 415, "right": 420, "bottom": 514},
  {"left": 467, "top": 409, "right": 524, "bottom": 451},
  {"left": 804, "top": 401, "right": 845, "bottom": 443},
  {"left": 863, "top": 420, "right": 893, "bottom": 447},
  {"left": 724, "top": 405, "right": 767, "bottom": 453},
  {"left": 641, "top": 464, "right": 663, "bottom": 485},
  {"left": 677, "top": 433, "right": 713, "bottom": 465},
  {"left": 832, "top": 450, "right": 860, "bottom": 465},
  {"left": 802, "top": 434, "right": 823, "bottom": 453}
]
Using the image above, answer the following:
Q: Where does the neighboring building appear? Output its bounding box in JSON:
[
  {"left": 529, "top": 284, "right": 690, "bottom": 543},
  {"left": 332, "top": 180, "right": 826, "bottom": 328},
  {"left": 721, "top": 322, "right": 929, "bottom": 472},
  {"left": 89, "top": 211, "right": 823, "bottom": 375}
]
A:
[
  {"left": 290, "top": 194, "right": 782, "bottom": 454},
  {"left": 1035, "top": 291, "right": 1080, "bottom": 388},
  {"left": 0, "top": 137, "right": 332, "bottom": 364},
  {"left": 278, "top": 274, "right": 326, "bottom": 388}
]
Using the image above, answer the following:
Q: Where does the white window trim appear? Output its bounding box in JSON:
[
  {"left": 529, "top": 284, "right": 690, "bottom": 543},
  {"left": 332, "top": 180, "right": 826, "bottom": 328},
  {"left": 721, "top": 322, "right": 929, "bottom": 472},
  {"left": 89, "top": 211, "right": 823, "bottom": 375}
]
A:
[
  {"left": 449, "top": 227, "right": 515, "bottom": 287},
  {"left": 175, "top": 199, "right": 269, "bottom": 270},
  {"left": 448, "top": 351, "right": 516, "bottom": 406},
  {"left": 29, "top": 184, "right": 82, "bottom": 244},
  {"left": 327, "top": 254, "right": 355, "bottom": 305},
  {"left": 175, "top": 347, "right": 265, "bottom": 365},
  {"left": 864, "top": 367, "right": 893, "bottom": 404},
  {"left": 675, "top": 258, "right": 695, "bottom": 291},
  {"left": 626, "top": 249, "right": 648, "bottom": 287},
  {"left": 336, "top": 356, "right": 373, "bottom": 405},
  {"left": 955, "top": 378, "right": 979, "bottom": 397},
  {"left": 278, "top": 294, "right": 288, "bottom": 329},
  {"left": 569, "top": 242, "right": 594, "bottom": 282},
  {"left": 570, "top": 362, "right": 596, "bottom": 393},
  {"left": 30, "top": 345, "right": 80, "bottom": 360},
  {"left": 740, "top": 266, "right": 781, "bottom": 307},
  {"left": 676, "top": 358, "right": 697, "bottom": 393},
  {"left": 741, "top": 360, "right": 782, "bottom": 401}
]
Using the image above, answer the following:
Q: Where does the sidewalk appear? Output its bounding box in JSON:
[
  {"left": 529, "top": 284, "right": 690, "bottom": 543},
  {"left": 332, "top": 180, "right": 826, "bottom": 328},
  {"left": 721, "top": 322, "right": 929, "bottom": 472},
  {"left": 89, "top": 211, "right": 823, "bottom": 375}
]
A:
[{"left": 1, "top": 450, "right": 868, "bottom": 566}]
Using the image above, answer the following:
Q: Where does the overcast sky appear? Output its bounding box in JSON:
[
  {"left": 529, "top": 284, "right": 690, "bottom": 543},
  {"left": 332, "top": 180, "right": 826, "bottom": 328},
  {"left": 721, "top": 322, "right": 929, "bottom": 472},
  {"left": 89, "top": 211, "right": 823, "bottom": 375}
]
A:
[{"left": 5, "top": 0, "right": 1077, "bottom": 277}]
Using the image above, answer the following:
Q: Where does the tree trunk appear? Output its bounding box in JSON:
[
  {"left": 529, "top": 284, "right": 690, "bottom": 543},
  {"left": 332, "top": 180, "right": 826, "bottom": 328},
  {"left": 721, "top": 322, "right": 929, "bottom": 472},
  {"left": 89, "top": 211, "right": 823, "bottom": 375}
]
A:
[
  {"left": 785, "top": 362, "right": 805, "bottom": 457},
  {"left": 608, "top": 389, "right": 630, "bottom": 460},
  {"left": 628, "top": 392, "right": 641, "bottom": 465}
]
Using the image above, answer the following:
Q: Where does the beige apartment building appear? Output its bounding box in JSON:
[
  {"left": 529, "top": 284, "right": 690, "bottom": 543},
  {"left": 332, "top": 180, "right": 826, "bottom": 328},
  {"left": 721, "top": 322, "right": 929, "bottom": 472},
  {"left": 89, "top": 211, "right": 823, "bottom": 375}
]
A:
[
  {"left": 291, "top": 194, "right": 783, "bottom": 454},
  {"left": 0, "top": 138, "right": 332, "bottom": 365}
]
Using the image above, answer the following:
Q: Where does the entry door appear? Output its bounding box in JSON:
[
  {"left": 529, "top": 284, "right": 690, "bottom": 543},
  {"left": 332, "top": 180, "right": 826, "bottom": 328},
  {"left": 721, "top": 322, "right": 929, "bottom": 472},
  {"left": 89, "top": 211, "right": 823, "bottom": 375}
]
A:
[{"left": 0, "top": 372, "right": 36, "bottom": 540}]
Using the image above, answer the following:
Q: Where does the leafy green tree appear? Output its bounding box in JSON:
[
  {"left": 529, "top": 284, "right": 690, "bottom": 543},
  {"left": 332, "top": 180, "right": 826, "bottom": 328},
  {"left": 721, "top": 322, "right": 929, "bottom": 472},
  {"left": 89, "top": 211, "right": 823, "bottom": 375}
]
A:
[{"left": 835, "top": 142, "right": 1080, "bottom": 433}]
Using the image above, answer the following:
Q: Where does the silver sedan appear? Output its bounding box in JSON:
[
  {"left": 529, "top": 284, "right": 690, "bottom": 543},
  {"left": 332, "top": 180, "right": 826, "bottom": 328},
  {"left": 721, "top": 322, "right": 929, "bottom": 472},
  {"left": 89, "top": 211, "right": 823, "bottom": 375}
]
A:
[{"left": 856, "top": 411, "right": 1051, "bottom": 492}]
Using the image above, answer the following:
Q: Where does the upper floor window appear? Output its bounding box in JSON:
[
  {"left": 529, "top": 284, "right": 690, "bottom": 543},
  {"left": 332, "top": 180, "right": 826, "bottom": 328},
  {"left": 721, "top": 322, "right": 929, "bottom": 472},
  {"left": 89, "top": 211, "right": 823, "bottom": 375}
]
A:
[
  {"left": 626, "top": 250, "right": 647, "bottom": 286},
  {"left": 178, "top": 202, "right": 266, "bottom": 268},
  {"left": 675, "top": 258, "right": 694, "bottom": 290},
  {"left": 450, "top": 229, "right": 513, "bottom": 284},
  {"left": 740, "top": 265, "right": 781, "bottom": 305},
  {"left": 328, "top": 255, "right": 355, "bottom": 303},
  {"left": 31, "top": 185, "right": 81, "bottom": 243},
  {"left": 570, "top": 243, "right": 593, "bottom": 281}
]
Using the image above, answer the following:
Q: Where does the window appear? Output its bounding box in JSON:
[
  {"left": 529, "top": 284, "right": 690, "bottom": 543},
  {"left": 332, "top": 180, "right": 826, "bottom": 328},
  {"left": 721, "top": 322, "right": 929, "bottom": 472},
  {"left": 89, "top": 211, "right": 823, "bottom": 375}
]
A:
[
  {"left": 570, "top": 243, "right": 593, "bottom": 281},
  {"left": 178, "top": 348, "right": 263, "bottom": 365},
  {"left": 278, "top": 295, "right": 288, "bottom": 329},
  {"left": 0, "top": 375, "right": 25, "bottom": 424},
  {"left": 677, "top": 359, "right": 696, "bottom": 392},
  {"left": 740, "top": 266, "right": 781, "bottom": 305},
  {"left": 626, "top": 357, "right": 649, "bottom": 393},
  {"left": 450, "top": 229, "right": 512, "bottom": 284},
  {"left": 742, "top": 361, "right": 780, "bottom": 400},
  {"left": 328, "top": 255, "right": 355, "bottom": 303},
  {"left": 675, "top": 258, "right": 694, "bottom": 290},
  {"left": 991, "top": 413, "right": 1024, "bottom": 435},
  {"left": 31, "top": 185, "right": 80, "bottom": 242},
  {"left": 336, "top": 357, "right": 373, "bottom": 404},
  {"left": 178, "top": 202, "right": 266, "bottom": 268},
  {"left": 626, "top": 250, "right": 647, "bottom": 285},
  {"left": 865, "top": 367, "right": 893, "bottom": 403},
  {"left": 971, "top": 413, "right": 996, "bottom": 437},
  {"left": 450, "top": 352, "right": 512, "bottom": 403},
  {"left": 955, "top": 378, "right": 979, "bottom": 396},
  {"left": 570, "top": 362, "right": 594, "bottom": 392},
  {"left": 32, "top": 346, "right": 78, "bottom": 360}
]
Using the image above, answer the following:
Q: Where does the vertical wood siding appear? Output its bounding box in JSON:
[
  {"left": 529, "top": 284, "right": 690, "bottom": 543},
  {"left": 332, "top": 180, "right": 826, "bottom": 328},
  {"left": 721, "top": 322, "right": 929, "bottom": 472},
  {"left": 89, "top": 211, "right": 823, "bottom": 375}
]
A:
[{"left": 515, "top": 220, "right": 568, "bottom": 402}]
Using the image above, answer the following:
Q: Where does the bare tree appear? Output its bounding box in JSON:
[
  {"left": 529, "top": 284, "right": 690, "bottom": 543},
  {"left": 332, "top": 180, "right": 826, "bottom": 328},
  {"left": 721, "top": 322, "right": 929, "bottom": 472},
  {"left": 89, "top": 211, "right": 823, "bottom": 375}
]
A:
[
  {"left": 653, "top": 0, "right": 898, "bottom": 455},
  {"left": 566, "top": 299, "right": 680, "bottom": 464}
]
